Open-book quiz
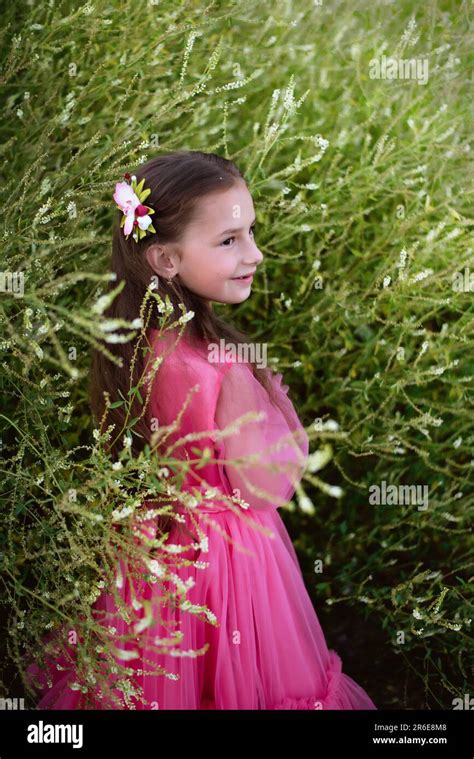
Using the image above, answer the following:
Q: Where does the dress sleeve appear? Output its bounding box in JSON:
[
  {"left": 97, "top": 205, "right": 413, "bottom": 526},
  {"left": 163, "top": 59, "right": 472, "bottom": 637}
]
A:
[
  {"left": 145, "top": 327, "right": 235, "bottom": 498},
  {"left": 214, "top": 362, "right": 309, "bottom": 511}
]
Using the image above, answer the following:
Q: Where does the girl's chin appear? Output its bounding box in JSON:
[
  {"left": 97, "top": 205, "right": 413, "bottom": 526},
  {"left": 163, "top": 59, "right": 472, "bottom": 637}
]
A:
[
  {"left": 209, "top": 293, "right": 251, "bottom": 305},
  {"left": 197, "top": 283, "right": 252, "bottom": 305}
]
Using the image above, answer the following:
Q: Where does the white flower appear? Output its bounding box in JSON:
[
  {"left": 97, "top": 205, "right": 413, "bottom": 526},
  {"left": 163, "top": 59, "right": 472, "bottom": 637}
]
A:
[
  {"left": 410, "top": 269, "right": 434, "bottom": 283},
  {"left": 98, "top": 319, "right": 124, "bottom": 332},
  {"left": 148, "top": 559, "right": 165, "bottom": 577},
  {"left": 398, "top": 248, "right": 407, "bottom": 269},
  {"left": 114, "top": 649, "right": 139, "bottom": 661},
  {"left": 112, "top": 505, "right": 134, "bottom": 522},
  {"left": 315, "top": 135, "right": 329, "bottom": 150},
  {"left": 298, "top": 495, "right": 315, "bottom": 514},
  {"left": 178, "top": 311, "right": 195, "bottom": 325},
  {"left": 306, "top": 446, "right": 332, "bottom": 472},
  {"left": 419, "top": 341, "right": 429, "bottom": 356}
]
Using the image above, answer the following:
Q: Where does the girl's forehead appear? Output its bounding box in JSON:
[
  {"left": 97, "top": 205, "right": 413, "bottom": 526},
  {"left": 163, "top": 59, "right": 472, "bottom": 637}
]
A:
[{"left": 191, "top": 183, "right": 255, "bottom": 229}]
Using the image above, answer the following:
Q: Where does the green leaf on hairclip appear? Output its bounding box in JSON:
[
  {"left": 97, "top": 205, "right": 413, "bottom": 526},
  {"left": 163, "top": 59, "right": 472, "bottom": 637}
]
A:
[
  {"left": 139, "top": 188, "right": 151, "bottom": 202},
  {"left": 135, "top": 178, "right": 145, "bottom": 195}
]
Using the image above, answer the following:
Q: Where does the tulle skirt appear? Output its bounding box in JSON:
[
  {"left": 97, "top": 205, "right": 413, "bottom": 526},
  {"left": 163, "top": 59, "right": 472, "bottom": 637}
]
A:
[{"left": 26, "top": 503, "right": 377, "bottom": 710}]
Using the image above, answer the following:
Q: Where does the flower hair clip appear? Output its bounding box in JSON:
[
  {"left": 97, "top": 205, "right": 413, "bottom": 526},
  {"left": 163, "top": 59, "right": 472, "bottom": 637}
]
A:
[{"left": 113, "top": 173, "right": 156, "bottom": 243}]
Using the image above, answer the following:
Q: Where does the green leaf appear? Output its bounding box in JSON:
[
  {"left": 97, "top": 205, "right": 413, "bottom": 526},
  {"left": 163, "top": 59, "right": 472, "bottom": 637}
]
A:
[{"left": 109, "top": 400, "right": 125, "bottom": 409}]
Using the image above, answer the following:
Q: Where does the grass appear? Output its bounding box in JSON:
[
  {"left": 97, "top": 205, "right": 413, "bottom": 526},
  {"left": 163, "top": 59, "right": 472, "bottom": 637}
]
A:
[{"left": 0, "top": 0, "right": 472, "bottom": 709}]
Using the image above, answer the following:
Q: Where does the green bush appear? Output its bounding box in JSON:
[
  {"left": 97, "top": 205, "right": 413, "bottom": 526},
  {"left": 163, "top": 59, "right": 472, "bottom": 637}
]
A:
[{"left": 0, "top": 0, "right": 472, "bottom": 709}]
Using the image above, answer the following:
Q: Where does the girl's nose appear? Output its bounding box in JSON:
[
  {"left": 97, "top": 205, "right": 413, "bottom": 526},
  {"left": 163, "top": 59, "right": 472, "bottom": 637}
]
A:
[{"left": 245, "top": 239, "right": 264, "bottom": 266}]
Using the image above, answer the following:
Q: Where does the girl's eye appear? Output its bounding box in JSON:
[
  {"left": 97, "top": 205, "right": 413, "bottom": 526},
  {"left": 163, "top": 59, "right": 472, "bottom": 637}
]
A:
[{"left": 220, "top": 224, "right": 256, "bottom": 247}]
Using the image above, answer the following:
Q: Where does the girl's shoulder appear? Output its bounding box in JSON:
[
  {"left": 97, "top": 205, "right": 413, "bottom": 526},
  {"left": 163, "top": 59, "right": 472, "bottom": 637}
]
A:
[
  {"left": 146, "top": 326, "right": 232, "bottom": 379},
  {"left": 146, "top": 327, "right": 296, "bottom": 404},
  {"left": 144, "top": 326, "right": 234, "bottom": 430},
  {"left": 144, "top": 327, "right": 307, "bottom": 453}
]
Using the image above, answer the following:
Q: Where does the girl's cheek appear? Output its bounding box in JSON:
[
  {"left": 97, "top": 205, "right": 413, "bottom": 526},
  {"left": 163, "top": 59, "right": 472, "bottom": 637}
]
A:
[{"left": 210, "top": 258, "right": 232, "bottom": 277}]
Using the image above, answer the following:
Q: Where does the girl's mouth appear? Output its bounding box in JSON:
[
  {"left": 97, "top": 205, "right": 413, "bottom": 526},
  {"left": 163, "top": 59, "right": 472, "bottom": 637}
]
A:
[{"left": 231, "top": 274, "right": 254, "bottom": 284}]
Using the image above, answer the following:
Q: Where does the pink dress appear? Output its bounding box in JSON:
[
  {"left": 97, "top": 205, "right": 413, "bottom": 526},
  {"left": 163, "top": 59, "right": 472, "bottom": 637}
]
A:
[{"left": 26, "top": 327, "right": 377, "bottom": 710}]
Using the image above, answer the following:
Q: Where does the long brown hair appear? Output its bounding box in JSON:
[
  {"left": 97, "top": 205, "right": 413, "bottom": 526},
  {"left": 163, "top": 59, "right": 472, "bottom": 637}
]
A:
[{"left": 89, "top": 150, "right": 282, "bottom": 541}]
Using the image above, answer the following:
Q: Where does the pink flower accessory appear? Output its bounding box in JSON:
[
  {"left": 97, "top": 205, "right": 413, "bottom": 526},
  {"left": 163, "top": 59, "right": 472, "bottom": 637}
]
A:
[{"left": 113, "top": 172, "right": 157, "bottom": 243}]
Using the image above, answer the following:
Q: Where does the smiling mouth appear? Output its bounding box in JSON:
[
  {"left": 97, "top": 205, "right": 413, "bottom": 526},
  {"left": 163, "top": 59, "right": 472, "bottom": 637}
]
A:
[{"left": 231, "top": 274, "right": 254, "bottom": 281}]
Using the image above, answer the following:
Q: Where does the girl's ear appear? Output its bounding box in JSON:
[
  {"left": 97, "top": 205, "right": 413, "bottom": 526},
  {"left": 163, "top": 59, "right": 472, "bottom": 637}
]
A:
[{"left": 145, "top": 243, "right": 178, "bottom": 279}]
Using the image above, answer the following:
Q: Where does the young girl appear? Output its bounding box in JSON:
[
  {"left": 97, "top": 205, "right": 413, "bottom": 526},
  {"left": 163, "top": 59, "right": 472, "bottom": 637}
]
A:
[{"left": 26, "top": 150, "right": 376, "bottom": 710}]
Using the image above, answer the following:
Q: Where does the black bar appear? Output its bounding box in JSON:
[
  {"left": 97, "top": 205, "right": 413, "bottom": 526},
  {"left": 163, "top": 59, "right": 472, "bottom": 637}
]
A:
[{"left": 0, "top": 709, "right": 471, "bottom": 756}]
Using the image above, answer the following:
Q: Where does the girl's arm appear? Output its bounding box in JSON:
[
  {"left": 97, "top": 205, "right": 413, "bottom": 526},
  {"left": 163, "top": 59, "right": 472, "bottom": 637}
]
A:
[{"left": 214, "top": 362, "right": 308, "bottom": 511}]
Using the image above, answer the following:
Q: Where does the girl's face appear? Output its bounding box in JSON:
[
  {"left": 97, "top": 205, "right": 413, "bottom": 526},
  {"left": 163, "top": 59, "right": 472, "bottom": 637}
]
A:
[{"left": 146, "top": 179, "right": 264, "bottom": 305}]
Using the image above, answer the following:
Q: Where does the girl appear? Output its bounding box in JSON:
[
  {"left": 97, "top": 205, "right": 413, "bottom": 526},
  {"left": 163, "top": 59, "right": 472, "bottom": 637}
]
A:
[{"left": 27, "top": 150, "right": 376, "bottom": 710}]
